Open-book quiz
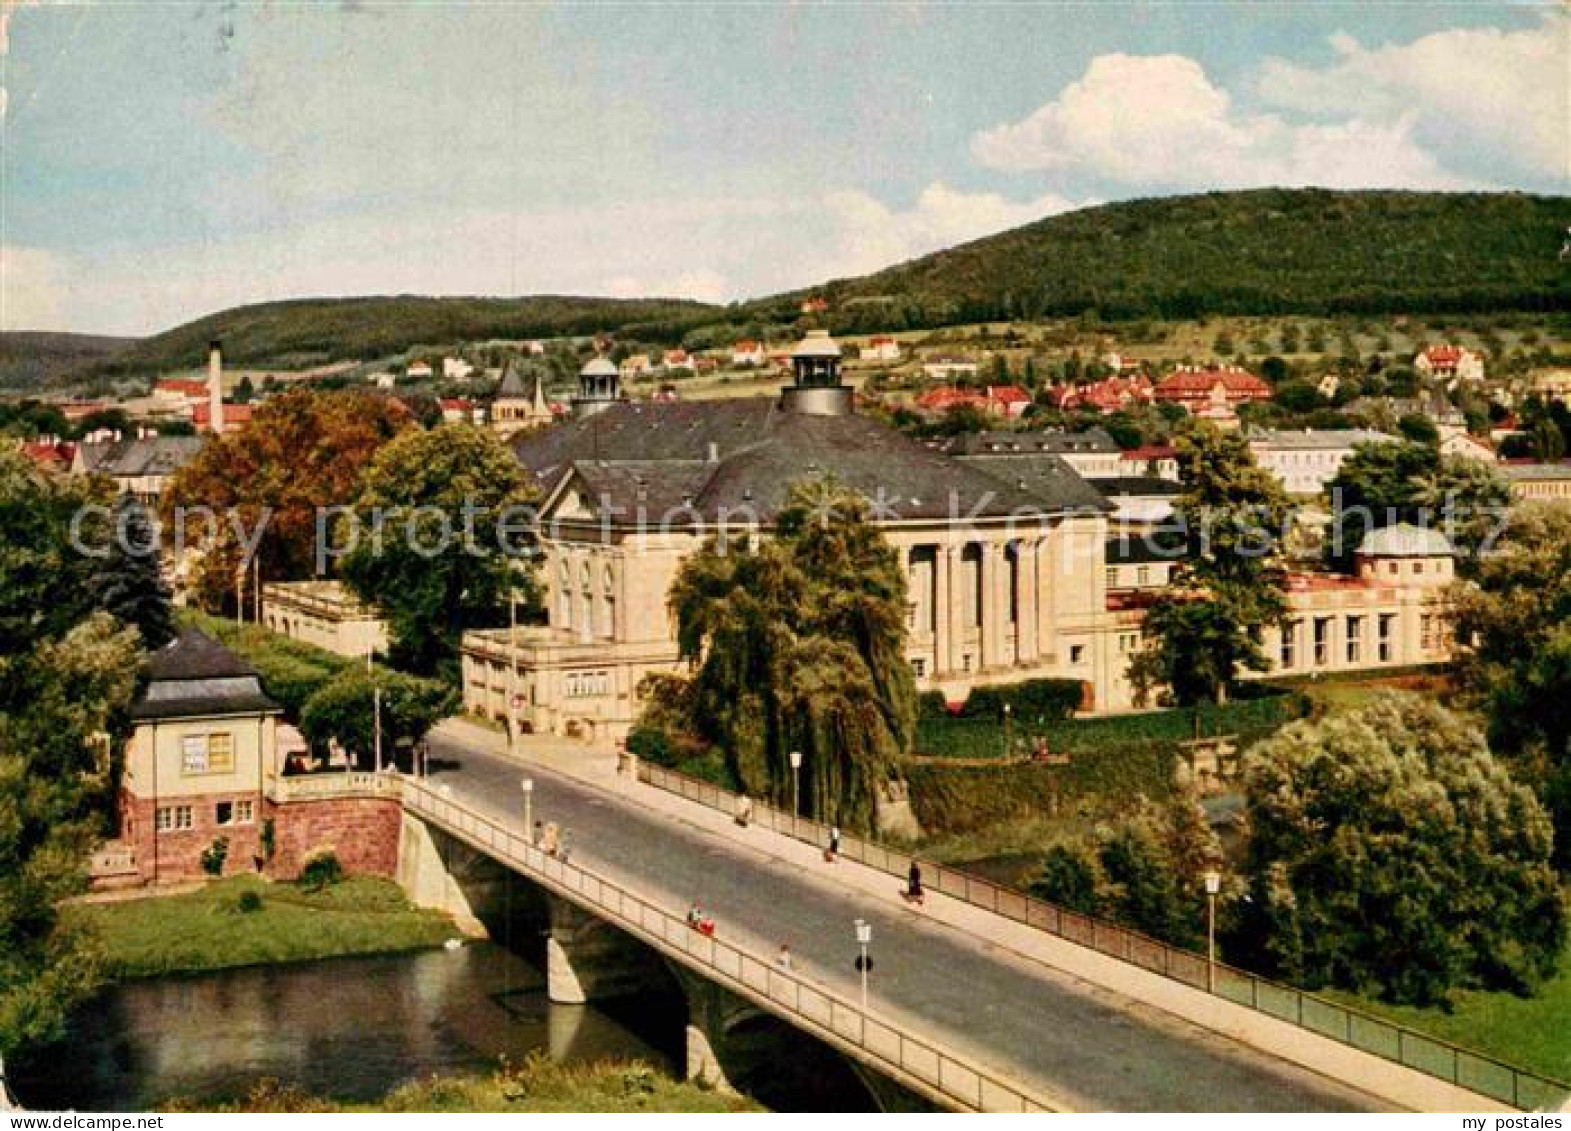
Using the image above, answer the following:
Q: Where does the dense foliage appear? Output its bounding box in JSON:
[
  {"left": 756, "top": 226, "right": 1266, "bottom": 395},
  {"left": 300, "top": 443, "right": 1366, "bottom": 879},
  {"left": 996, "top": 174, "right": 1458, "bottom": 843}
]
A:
[
  {"left": 1027, "top": 791, "right": 1220, "bottom": 948},
  {"left": 0, "top": 449, "right": 146, "bottom": 1054},
  {"left": 1129, "top": 424, "right": 1292, "bottom": 705},
  {"left": 1232, "top": 695, "right": 1565, "bottom": 1006},
  {"left": 762, "top": 189, "right": 1571, "bottom": 332},
  {"left": 1323, "top": 439, "right": 1510, "bottom": 567},
  {"left": 161, "top": 388, "right": 412, "bottom": 609},
  {"left": 82, "top": 296, "right": 716, "bottom": 381},
  {"left": 1449, "top": 503, "right": 1571, "bottom": 870},
  {"left": 338, "top": 424, "right": 536, "bottom": 679},
  {"left": 88, "top": 494, "right": 175, "bottom": 649},
  {"left": 651, "top": 478, "right": 916, "bottom": 832},
  {"left": 299, "top": 668, "right": 456, "bottom": 771}
]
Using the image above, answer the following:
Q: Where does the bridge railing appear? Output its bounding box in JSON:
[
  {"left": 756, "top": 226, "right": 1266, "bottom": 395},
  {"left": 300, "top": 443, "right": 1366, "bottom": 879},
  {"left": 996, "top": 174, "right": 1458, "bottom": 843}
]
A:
[
  {"left": 637, "top": 762, "right": 1570, "bottom": 1112},
  {"left": 401, "top": 777, "right": 1058, "bottom": 1113}
]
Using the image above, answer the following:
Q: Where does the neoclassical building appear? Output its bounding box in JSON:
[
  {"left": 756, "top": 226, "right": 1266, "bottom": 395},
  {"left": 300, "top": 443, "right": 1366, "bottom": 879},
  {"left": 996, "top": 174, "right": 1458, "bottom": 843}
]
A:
[{"left": 459, "top": 333, "right": 1455, "bottom": 742}]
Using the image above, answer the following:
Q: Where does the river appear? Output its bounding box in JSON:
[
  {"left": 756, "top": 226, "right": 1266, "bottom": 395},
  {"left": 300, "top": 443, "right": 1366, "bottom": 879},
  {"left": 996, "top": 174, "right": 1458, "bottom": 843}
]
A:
[{"left": 10, "top": 944, "right": 685, "bottom": 1112}]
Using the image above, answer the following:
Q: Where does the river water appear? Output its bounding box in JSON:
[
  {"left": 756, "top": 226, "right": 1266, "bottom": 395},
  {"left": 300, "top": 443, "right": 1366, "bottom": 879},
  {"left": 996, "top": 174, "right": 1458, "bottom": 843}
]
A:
[{"left": 11, "top": 944, "right": 684, "bottom": 1112}]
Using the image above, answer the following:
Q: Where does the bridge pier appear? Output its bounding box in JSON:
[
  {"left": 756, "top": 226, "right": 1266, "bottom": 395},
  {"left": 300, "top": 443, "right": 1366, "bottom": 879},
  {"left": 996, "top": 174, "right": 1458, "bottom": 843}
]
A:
[
  {"left": 396, "top": 811, "right": 488, "bottom": 936},
  {"left": 545, "top": 896, "right": 666, "bottom": 1006},
  {"left": 675, "top": 973, "right": 740, "bottom": 1094}
]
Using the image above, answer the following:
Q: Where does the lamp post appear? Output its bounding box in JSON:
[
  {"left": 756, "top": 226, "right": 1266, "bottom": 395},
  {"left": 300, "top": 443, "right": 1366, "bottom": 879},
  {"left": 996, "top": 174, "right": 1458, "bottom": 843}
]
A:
[
  {"left": 1203, "top": 869, "right": 1222, "bottom": 993},
  {"left": 508, "top": 585, "right": 519, "bottom": 758},
  {"left": 367, "top": 648, "right": 382, "bottom": 774},
  {"left": 854, "top": 918, "right": 873, "bottom": 1009},
  {"left": 521, "top": 778, "right": 534, "bottom": 835},
  {"left": 1002, "top": 702, "right": 1013, "bottom": 759},
  {"left": 789, "top": 749, "right": 803, "bottom": 837}
]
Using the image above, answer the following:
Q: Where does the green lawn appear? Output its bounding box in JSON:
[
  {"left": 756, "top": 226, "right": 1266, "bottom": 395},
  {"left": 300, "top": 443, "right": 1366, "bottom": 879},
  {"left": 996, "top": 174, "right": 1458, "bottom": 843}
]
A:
[
  {"left": 166, "top": 1056, "right": 761, "bottom": 1113},
  {"left": 67, "top": 875, "right": 458, "bottom": 979},
  {"left": 1323, "top": 938, "right": 1571, "bottom": 1084}
]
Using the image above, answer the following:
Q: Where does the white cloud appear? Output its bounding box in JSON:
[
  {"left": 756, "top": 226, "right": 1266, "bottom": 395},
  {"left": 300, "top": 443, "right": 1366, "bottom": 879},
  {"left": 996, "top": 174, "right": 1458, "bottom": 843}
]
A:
[
  {"left": 0, "top": 245, "right": 68, "bottom": 331},
  {"left": 1255, "top": 15, "right": 1568, "bottom": 185},
  {"left": 43, "top": 182, "right": 1084, "bottom": 335},
  {"left": 971, "top": 50, "right": 1480, "bottom": 191}
]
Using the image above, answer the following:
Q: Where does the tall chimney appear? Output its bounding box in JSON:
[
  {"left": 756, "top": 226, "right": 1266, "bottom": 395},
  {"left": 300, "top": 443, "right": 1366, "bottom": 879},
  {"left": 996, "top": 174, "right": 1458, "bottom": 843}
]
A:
[{"left": 207, "top": 340, "right": 224, "bottom": 434}]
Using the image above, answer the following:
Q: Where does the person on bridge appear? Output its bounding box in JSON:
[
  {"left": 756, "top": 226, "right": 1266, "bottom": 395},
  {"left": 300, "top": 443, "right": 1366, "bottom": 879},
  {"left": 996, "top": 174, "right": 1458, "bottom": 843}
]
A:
[
  {"left": 687, "top": 902, "right": 715, "bottom": 936},
  {"left": 541, "top": 821, "right": 560, "bottom": 857},
  {"left": 825, "top": 825, "right": 841, "bottom": 862},
  {"left": 905, "top": 861, "right": 926, "bottom": 907},
  {"left": 735, "top": 794, "right": 754, "bottom": 828},
  {"left": 777, "top": 943, "right": 793, "bottom": 971}
]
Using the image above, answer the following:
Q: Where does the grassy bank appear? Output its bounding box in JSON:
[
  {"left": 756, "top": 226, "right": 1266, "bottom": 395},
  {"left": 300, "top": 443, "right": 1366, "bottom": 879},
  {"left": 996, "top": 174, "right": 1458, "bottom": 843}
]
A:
[
  {"left": 164, "top": 1056, "right": 760, "bottom": 1113},
  {"left": 1321, "top": 937, "right": 1571, "bottom": 1084},
  {"left": 66, "top": 876, "right": 457, "bottom": 979}
]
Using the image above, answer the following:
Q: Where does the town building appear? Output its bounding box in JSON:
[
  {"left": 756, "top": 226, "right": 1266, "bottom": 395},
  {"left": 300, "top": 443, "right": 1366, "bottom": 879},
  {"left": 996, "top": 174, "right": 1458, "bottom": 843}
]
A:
[
  {"left": 937, "top": 428, "right": 1124, "bottom": 478},
  {"left": 105, "top": 629, "right": 402, "bottom": 887},
  {"left": 1119, "top": 445, "right": 1179, "bottom": 481},
  {"left": 1438, "top": 429, "right": 1498, "bottom": 463},
  {"left": 442, "top": 356, "right": 475, "bottom": 381},
  {"left": 1500, "top": 461, "right": 1571, "bottom": 504},
  {"left": 859, "top": 336, "right": 901, "bottom": 363},
  {"left": 1045, "top": 375, "right": 1154, "bottom": 415},
  {"left": 1246, "top": 428, "right": 1395, "bottom": 495},
  {"left": 262, "top": 580, "right": 390, "bottom": 658},
  {"left": 406, "top": 360, "right": 434, "bottom": 381},
  {"left": 73, "top": 434, "right": 203, "bottom": 503},
  {"left": 731, "top": 340, "right": 767, "bottom": 367},
  {"left": 1414, "top": 345, "right": 1484, "bottom": 385},
  {"left": 619, "top": 354, "right": 654, "bottom": 381},
  {"left": 440, "top": 398, "right": 482, "bottom": 424},
  {"left": 1153, "top": 366, "right": 1273, "bottom": 412},
  {"left": 920, "top": 357, "right": 982, "bottom": 382},
  {"left": 490, "top": 361, "right": 555, "bottom": 436},
  {"left": 915, "top": 385, "right": 1031, "bottom": 419},
  {"left": 459, "top": 330, "right": 1458, "bottom": 744},
  {"left": 17, "top": 436, "right": 76, "bottom": 472},
  {"left": 1088, "top": 477, "right": 1182, "bottom": 532}
]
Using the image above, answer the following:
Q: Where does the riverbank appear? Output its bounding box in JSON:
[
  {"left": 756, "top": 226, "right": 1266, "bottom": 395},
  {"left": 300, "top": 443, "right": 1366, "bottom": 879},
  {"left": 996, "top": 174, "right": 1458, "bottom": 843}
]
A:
[
  {"left": 64, "top": 875, "right": 458, "bottom": 979},
  {"left": 164, "top": 1057, "right": 760, "bottom": 1113}
]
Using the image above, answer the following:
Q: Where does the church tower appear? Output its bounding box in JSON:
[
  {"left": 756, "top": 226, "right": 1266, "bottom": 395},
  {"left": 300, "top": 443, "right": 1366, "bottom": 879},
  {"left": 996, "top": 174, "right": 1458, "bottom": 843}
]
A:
[
  {"left": 571, "top": 355, "right": 622, "bottom": 419},
  {"left": 780, "top": 328, "right": 852, "bottom": 416}
]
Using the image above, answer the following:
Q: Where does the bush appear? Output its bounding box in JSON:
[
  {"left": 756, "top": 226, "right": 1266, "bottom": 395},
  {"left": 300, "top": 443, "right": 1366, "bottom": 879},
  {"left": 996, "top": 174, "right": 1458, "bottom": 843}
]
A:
[
  {"left": 298, "top": 849, "right": 343, "bottom": 892},
  {"left": 1029, "top": 844, "right": 1103, "bottom": 915},
  {"left": 917, "top": 690, "right": 950, "bottom": 721},
  {"left": 956, "top": 678, "right": 1084, "bottom": 723},
  {"left": 234, "top": 890, "right": 264, "bottom": 914},
  {"left": 200, "top": 837, "right": 230, "bottom": 877},
  {"left": 625, "top": 724, "right": 676, "bottom": 767}
]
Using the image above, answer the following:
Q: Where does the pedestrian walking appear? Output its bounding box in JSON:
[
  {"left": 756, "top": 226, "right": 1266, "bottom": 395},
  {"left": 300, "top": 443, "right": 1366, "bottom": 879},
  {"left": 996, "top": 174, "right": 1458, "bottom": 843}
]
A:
[
  {"left": 541, "top": 821, "right": 560, "bottom": 857},
  {"left": 735, "top": 794, "right": 754, "bottom": 828},
  {"left": 905, "top": 860, "right": 925, "bottom": 907},
  {"left": 559, "top": 826, "right": 573, "bottom": 863},
  {"left": 777, "top": 943, "right": 793, "bottom": 971},
  {"left": 532, "top": 820, "right": 543, "bottom": 847},
  {"left": 825, "top": 825, "right": 841, "bottom": 862}
]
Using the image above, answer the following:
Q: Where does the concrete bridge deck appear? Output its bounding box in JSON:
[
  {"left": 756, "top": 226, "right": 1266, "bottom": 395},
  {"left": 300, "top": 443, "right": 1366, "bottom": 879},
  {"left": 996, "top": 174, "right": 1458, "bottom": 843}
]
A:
[{"left": 411, "top": 723, "right": 1490, "bottom": 1113}]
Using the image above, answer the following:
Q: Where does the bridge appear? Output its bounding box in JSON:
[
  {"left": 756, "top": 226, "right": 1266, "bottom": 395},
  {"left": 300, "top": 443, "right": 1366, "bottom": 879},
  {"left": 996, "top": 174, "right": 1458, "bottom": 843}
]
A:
[{"left": 392, "top": 726, "right": 1545, "bottom": 1112}]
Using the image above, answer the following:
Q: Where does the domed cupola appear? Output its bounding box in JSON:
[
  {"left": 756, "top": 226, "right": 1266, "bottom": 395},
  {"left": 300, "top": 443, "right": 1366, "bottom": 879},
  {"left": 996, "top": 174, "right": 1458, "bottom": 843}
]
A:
[
  {"left": 781, "top": 329, "right": 852, "bottom": 416},
  {"left": 572, "top": 355, "right": 621, "bottom": 418}
]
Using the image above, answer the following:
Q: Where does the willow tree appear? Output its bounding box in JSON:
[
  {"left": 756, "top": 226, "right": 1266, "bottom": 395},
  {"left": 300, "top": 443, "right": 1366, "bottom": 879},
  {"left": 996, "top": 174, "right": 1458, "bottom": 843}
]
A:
[{"left": 665, "top": 477, "right": 915, "bottom": 832}]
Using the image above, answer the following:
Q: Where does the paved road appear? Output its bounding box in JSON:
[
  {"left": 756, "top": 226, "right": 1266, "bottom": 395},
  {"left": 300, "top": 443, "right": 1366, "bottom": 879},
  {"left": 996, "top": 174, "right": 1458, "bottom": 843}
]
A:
[{"left": 425, "top": 732, "right": 1386, "bottom": 1112}]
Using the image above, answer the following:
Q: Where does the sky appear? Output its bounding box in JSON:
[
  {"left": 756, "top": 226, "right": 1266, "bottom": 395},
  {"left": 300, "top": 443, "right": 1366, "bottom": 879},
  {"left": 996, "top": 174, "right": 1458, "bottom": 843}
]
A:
[{"left": 1, "top": 1, "right": 1566, "bottom": 336}]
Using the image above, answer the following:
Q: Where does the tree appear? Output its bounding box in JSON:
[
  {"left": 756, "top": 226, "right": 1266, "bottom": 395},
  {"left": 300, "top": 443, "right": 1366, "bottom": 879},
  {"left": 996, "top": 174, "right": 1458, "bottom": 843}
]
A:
[
  {"left": 161, "top": 388, "right": 411, "bottom": 612},
  {"left": 88, "top": 493, "right": 175, "bottom": 649},
  {"left": 1274, "top": 381, "right": 1320, "bottom": 414},
  {"left": 299, "top": 667, "right": 456, "bottom": 770},
  {"left": 1396, "top": 413, "right": 1439, "bottom": 446},
  {"left": 339, "top": 424, "right": 536, "bottom": 678},
  {"left": 1129, "top": 425, "right": 1292, "bottom": 705},
  {"left": 1324, "top": 440, "right": 1509, "bottom": 568},
  {"left": 1449, "top": 503, "right": 1571, "bottom": 867},
  {"left": 1237, "top": 695, "right": 1565, "bottom": 1005},
  {"left": 658, "top": 478, "right": 916, "bottom": 832}
]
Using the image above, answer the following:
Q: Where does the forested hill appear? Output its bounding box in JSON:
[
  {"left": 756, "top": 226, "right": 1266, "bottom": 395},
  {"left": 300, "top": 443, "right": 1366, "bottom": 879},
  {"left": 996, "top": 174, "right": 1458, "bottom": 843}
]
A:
[
  {"left": 752, "top": 189, "right": 1571, "bottom": 331},
  {"left": 0, "top": 332, "right": 139, "bottom": 391},
  {"left": 83, "top": 294, "right": 720, "bottom": 380}
]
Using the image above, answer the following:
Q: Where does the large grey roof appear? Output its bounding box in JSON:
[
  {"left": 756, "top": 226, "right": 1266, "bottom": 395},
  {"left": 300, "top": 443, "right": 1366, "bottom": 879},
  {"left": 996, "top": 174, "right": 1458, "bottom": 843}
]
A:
[
  {"left": 1247, "top": 427, "right": 1395, "bottom": 449},
  {"left": 78, "top": 436, "right": 203, "bottom": 478},
  {"left": 936, "top": 428, "right": 1120, "bottom": 457},
  {"left": 514, "top": 397, "right": 1111, "bottom": 526},
  {"left": 133, "top": 629, "right": 279, "bottom": 720},
  {"left": 1357, "top": 523, "right": 1455, "bottom": 557}
]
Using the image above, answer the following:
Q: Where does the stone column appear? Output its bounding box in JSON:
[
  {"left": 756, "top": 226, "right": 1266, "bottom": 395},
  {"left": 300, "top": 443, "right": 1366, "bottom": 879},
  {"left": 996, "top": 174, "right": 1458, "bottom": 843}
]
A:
[
  {"left": 932, "top": 545, "right": 950, "bottom": 675},
  {"left": 980, "top": 541, "right": 1003, "bottom": 670},
  {"left": 1037, "top": 528, "right": 1058, "bottom": 663},
  {"left": 545, "top": 897, "right": 653, "bottom": 1004},
  {"left": 946, "top": 545, "right": 967, "bottom": 675},
  {"left": 1017, "top": 540, "right": 1039, "bottom": 665}
]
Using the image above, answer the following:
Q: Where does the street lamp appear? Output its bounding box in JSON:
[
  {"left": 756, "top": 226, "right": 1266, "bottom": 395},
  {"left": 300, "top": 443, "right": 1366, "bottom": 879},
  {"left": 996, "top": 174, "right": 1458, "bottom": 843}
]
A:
[
  {"left": 1002, "top": 702, "right": 1013, "bottom": 759},
  {"left": 1203, "top": 868, "right": 1222, "bottom": 993},
  {"left": 521, "top": 778, "right": 534, "bottom": 836},
  {"left": 789, "top": 750, "right": 803, "bottom": 837},
  {"left": 854, "top": 918, "right": 873, "bottom": 1009}
]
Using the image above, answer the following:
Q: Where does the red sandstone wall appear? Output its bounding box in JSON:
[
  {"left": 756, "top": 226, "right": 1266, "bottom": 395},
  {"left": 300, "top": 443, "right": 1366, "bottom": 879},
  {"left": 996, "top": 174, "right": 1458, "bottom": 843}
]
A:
[
  {"left": 116, "top": 789, "right": 402, "bottom": 885},
  {"left": 118, "top": 788, "right": 266, "bottom": 884},
  {"left": 261, "top": 796, "right": 402, "bottom": 880}
]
